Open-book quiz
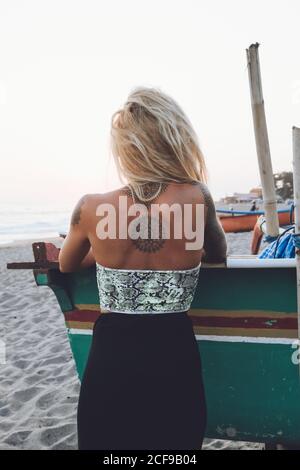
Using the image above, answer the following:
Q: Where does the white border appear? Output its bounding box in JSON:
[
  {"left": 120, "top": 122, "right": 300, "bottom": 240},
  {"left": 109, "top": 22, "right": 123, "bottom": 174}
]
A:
[
  {"left": 68, "top": 329, "right": 297, "bottom": 345},
  {"left": 68, "top": 328, "right": 93, "bottom": 335},
  {"left": 195, "top": 335, "right": 296, "bottom": 344},
  {"left": 96, "top": 261, "right": 201, "bottom": 273},
  {"left": 226, "top": 257, "right": 296, "bottom": 269}
]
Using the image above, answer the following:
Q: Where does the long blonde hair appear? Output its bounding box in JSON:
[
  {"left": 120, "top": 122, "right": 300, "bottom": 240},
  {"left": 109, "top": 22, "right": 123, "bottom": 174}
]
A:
[{"left": 110, "top": 86, "right": 207, "bottom": 201}]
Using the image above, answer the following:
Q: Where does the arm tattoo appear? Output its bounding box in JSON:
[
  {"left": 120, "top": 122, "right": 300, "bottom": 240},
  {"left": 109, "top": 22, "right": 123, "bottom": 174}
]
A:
[
  {"left": 196, "top": 182, "right": 227, "bottom": 263},
  {"left": 71, "top": 195, "right": 86, "bottom": 226}
]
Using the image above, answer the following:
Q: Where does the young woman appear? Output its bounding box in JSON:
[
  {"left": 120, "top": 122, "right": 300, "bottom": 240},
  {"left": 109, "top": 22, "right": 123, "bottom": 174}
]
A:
[{"left": 59, "top": 87, "right": 227, "bottom": 450}]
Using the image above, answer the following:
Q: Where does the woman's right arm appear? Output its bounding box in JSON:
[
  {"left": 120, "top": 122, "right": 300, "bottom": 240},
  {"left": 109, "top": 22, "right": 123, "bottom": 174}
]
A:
[{"left": 198, "top": 182, "right": 227, "bottom": 263}]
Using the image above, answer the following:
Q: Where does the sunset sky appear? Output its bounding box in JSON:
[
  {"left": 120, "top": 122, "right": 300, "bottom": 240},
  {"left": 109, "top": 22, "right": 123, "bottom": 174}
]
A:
[{"left": 1, "top": 0, "right": 300, "bottom": 210}]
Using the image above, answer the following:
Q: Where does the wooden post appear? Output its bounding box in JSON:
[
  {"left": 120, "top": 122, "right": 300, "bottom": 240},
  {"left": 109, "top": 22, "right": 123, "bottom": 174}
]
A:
[
  {"left": 246, "top": 43, "right": 279, "bottom": 238},
  {"left": 292, "top": 126, "right": 300, "bottom": 355}
]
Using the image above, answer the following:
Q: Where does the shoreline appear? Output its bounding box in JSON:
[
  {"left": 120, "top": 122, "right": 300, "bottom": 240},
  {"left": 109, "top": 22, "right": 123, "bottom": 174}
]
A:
[{"left": 0, "top": 236, "right": 62, "bottom": 250}]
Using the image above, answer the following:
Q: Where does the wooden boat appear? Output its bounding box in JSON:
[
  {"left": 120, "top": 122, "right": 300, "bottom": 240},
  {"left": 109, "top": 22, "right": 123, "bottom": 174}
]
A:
[
  {"left": 7, "top": 241, "right": 300, "bottom": 448},
  {"left": 218, "top": 209, "right": 293, "bottom": 233}
]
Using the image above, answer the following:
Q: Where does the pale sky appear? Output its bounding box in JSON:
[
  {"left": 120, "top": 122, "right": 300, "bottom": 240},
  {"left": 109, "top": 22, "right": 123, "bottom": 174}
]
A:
[{"left": 1, "top": 0, "right": 300, "bottom": 209}]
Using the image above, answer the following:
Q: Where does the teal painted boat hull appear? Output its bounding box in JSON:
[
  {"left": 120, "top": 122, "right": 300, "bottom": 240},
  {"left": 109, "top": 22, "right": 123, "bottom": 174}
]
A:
[{"left": 10, "top": 243, "right": 300, "bottom": 447}]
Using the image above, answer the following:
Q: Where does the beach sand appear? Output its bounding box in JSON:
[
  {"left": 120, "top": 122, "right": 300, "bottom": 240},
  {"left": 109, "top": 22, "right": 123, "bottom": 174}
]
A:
[{"left": 0, "top": 234, "right": 265, "bottom": 450}]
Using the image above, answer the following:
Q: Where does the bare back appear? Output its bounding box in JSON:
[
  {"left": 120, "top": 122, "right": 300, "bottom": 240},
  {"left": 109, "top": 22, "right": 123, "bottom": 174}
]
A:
[
  {"left": 84, "top": 183, "right": 203, "bottom": 270},
  {"left": 59, "top": 182, "right": 226, "bottom": 273}
]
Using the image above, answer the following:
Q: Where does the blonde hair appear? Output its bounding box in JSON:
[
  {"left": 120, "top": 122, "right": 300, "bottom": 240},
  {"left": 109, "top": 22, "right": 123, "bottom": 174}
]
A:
[{"left": 110, "top": 86, "right": 207, "bottom": 201}]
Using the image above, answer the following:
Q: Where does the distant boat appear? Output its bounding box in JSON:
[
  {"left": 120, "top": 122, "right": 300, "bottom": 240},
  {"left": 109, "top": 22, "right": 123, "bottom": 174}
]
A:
[{"left": 217, "top": 208, "right": 293, "bottom": 233}]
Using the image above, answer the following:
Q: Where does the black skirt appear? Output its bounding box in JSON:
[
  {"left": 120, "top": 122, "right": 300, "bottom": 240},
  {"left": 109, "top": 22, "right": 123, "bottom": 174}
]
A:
[{"left": 77, "top": 311, "right": 207, "bottom": 450}]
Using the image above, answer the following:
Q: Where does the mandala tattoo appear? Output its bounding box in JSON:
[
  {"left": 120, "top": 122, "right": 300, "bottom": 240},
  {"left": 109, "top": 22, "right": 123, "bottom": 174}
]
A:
[
  {"left": 122, "top": 183, "right": 168, "bottom": 252},
  {"left": 132, "top": 215, "right": 165, "bottom": 253}
]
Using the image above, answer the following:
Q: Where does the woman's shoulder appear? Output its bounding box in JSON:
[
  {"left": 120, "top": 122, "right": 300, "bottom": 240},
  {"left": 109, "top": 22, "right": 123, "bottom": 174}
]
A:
[
  {"left": 167, "top": 181, "right": 214, "bottom": 207},
  {"left": 188, "top": 181, "right": 215, "bottom": 206},
  {"left": 75, "top": 183, "right": 214, "bottom": 213},
  {"left": 69, "top": 189, "right": 126, "bottom": 230},
  {"left": 72, "top": 188, "right": 127, "bottom": 216},
  {"left": 77, "top": 187, "right": 126, "bottom": 204}
]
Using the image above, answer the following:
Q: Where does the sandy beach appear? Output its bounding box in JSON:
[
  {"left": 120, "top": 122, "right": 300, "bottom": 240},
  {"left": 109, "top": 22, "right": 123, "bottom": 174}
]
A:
[{"left": 0, "top": 233, "right": 265, "bottom": 450}]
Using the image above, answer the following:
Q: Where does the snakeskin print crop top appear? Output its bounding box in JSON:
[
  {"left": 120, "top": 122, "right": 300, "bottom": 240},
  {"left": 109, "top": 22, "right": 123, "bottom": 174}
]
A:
[{"left": 96, "top": 262, "right": 201, "bottom": 314}]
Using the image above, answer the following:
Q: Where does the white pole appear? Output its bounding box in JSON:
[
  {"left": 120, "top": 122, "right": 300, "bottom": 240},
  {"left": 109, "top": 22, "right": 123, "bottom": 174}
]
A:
[
  {"left": 292, "top": 126, "right": 300, "bottom": 352},
  {"left": 246, "top": 43, "right": 280, "bottom": 238}
]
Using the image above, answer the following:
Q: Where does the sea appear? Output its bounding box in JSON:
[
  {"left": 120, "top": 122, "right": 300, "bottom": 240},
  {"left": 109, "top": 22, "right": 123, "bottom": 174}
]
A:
[
  {"left": 0, "top": 201, "right": 289, "bottom": 247},
  {"left": 0, "top": 204, "right": 71, "bottom": 245}
]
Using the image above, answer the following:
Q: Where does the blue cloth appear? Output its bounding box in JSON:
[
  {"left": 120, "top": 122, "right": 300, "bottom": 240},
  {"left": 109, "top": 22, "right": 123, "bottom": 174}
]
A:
[{"left": 259, "top": 229, "right": 297, "bottom": 259}]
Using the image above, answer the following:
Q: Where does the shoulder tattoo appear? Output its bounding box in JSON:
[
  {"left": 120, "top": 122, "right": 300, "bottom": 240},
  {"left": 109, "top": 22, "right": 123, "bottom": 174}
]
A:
[
  {"left": 71, "top": 195, "right": 87, "bottom": 226},
  {"left": 194, "top": 182, "right": 227, "bottom": 262},
  {"left": 193, "top": 182, "right": 217, "bottom": 224}
]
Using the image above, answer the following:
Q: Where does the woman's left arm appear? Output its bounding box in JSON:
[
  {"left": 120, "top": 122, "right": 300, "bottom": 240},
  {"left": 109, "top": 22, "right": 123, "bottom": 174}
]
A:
[{"left": 59, "top": 195, "right": 95, "bottom": 272}]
